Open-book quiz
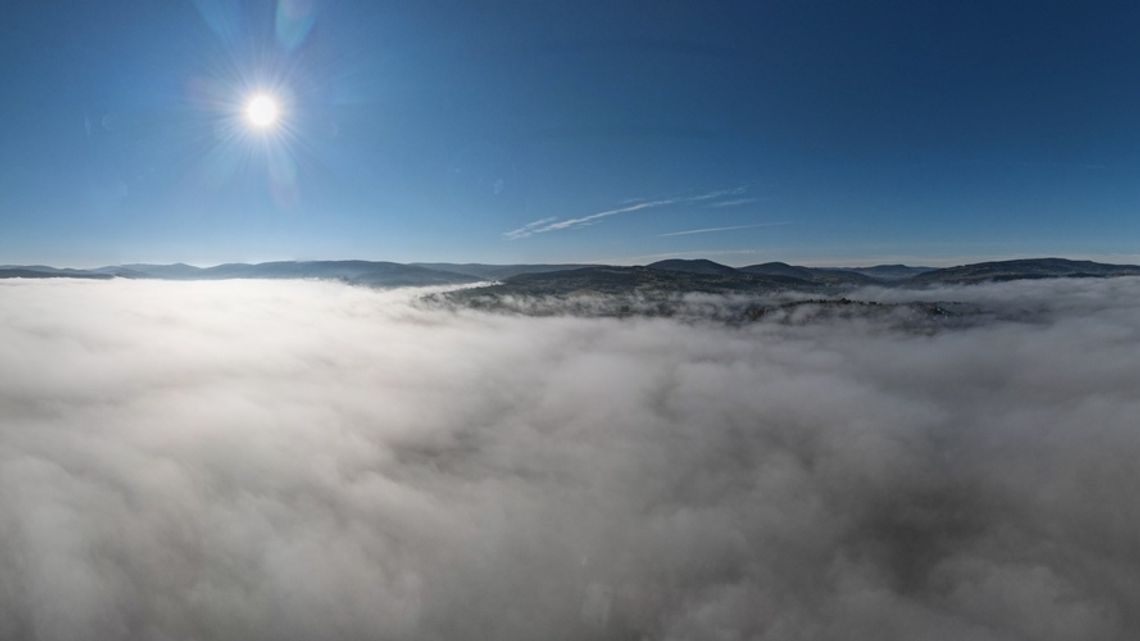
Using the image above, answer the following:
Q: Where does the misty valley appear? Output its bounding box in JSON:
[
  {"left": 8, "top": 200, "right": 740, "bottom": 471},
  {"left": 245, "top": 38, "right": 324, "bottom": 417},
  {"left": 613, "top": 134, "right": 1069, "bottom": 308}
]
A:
[{"left": 2, "top": 272, "right": 1139, "bottom": 640}]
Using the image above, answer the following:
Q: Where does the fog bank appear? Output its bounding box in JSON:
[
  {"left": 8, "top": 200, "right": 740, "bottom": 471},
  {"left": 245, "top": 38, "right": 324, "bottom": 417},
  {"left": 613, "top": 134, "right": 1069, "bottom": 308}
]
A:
[{"left": 2, "top": 278, "right": 1140, "bottom": 640}]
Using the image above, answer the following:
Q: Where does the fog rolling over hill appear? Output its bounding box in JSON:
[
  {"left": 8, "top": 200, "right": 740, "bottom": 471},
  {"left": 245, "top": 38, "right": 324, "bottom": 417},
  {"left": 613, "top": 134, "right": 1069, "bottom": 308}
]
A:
[
  {"left": 908, "top": 258, "right": 1140, "bottom": 284},
  {"left": 430, "top": 257, "right": 1140, "bottom": 319},
  {"left": 2, "top": 276, "right": 1140, "bottom": 640},
  {"left": 96, "top": 260, "right": 481, "bottom": 287},
  {"left": 4, "top": 257, "right": 1138, "bottom": 292}
]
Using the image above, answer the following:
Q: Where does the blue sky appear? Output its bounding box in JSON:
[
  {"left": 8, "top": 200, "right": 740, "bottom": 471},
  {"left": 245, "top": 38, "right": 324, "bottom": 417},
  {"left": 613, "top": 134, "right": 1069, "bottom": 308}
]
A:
[{"left": 1, "top": 0, "right": 1139, "bottom": 267}]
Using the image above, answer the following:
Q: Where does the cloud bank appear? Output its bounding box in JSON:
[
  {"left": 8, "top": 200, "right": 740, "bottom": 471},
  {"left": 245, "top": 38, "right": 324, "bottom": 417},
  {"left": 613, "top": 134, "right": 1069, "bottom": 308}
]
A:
[{"left": 2, "top": 277, "right": 1140, "bottom": 640}]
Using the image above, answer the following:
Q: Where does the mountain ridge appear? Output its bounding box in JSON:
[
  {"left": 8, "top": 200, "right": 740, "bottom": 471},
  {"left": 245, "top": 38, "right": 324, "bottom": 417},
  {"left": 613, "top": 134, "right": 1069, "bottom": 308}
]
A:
[{"left": 3, "top": 257, "right": 1138, "bottom": 289}]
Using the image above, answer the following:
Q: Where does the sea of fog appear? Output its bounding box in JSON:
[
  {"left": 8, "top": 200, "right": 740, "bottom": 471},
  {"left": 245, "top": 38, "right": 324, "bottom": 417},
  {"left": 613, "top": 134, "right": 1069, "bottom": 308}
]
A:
[{"left": 2, "top": 277, "right": 1140, "bottom": 641}]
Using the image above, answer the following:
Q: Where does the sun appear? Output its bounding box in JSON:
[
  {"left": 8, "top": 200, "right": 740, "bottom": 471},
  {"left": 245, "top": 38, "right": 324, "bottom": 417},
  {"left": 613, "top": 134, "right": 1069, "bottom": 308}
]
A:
[{"left": 245, "top": 94, "right": 280, "bottom": 129}]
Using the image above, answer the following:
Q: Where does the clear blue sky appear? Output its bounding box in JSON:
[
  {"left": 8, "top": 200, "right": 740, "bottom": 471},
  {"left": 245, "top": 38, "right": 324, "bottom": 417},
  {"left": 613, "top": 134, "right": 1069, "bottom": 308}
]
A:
[{"left": 2, "top": 0, "right": 1138, "bottom": 267}]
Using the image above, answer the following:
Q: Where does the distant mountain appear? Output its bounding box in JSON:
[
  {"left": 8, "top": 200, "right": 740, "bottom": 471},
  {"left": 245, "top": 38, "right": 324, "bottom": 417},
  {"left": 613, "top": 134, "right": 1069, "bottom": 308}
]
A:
[
  {"left": 740, "top": 262, "right": 880, "bottom": 286},
  {"left": 738, "top": 261, "right": 813, "bottom": 279},
  {"left": 410, "top": 263, "right": 593, "bottom": 280},
  {"left": 191, "top": 261, "right": 478, "bottom": 286},
  {"left": 92, "top": 263, "right": 205, "bottom": 279},
  {"left": 646, "top": 259, "right": 878, "bottom": 286},
  {"left": 0, "top": 267, "right": 111, "bottom": 280},
  {"left": 6, "top": 257, "right": 1138, "bottom": 289},
  {"left": 908, "top": 258, "right": 1140, "bottom": 285},
  {"left": 832, "top": 264, "right": 935, "bottom": 281},
  {"left": 2, "top": 261, "right": 477, "bottom": 287},
  {"left": 438, "top": 257, "right": 1140, "bottom": 311},
  {"left": 646, "top": 259, "right": 741, "bottom": 276}
]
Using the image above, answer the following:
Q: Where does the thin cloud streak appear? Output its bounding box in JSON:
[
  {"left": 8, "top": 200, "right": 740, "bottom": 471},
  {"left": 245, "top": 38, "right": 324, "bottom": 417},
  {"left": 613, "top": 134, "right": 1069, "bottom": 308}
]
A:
[
  {"left": 705, "top": 197, "right": 760, "bottom": 208},
  {"left": 504, "top": 188, "right": 746, "bottom": 239},
  {"left": 501, "top": 217, "right": 558, "bottom": 240},
  {"left": 658, "top": 222, "right": 792, "bottom": 237}
]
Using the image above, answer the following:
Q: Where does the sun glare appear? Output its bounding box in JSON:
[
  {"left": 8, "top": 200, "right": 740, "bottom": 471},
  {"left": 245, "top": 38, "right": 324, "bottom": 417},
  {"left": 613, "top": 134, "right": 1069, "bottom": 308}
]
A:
[{"left": 245, "top": 94, "right": 280, "bottom": 129}]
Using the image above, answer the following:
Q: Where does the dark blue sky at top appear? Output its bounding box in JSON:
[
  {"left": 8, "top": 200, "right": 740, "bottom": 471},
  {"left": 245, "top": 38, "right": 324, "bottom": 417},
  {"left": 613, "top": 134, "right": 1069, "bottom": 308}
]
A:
[{"left": 1, "top": 0, "right": 1138, "bottom": 266}]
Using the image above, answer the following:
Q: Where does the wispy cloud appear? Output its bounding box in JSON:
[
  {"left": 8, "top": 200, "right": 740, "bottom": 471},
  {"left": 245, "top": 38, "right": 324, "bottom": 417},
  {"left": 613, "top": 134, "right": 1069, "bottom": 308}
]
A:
[
  {"left": 504, "top": 188, "right": 746, "bottom": 240},
  {"left": 658, "top": 222, "right": 792, "bottom": 237},
  {"left": 706, "top": 197, "right": 760, "bottom": 208},
  {"left": 501, "top": 217, "right": 558, "bottom": 240}
]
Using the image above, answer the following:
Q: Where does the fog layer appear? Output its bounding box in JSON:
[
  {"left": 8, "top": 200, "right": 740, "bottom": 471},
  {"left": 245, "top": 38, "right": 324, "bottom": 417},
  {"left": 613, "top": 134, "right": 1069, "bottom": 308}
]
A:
[{"left": 2, "top": 278, "right": 1140, "bottom": 640}]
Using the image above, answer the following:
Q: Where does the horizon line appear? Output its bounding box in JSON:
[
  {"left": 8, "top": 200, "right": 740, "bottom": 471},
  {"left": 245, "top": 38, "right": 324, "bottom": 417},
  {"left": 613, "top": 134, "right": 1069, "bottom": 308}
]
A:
[{"left": 6, "top": 252, "right": 1140, "bottom": 272}]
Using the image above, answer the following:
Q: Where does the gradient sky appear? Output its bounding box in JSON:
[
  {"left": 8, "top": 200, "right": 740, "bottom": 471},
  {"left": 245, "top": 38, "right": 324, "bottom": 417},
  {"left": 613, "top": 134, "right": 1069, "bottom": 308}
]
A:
[{"left": 2, "top": 0, "right": 1139, "bottom": 267}]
